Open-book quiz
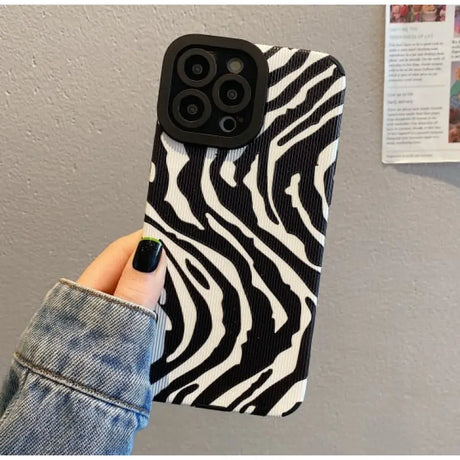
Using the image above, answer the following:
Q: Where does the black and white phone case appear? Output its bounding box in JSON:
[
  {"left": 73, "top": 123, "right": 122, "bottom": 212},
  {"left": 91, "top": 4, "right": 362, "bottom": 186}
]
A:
[{"left": 142, "top": 41, "right": 346, "bottom": 417}]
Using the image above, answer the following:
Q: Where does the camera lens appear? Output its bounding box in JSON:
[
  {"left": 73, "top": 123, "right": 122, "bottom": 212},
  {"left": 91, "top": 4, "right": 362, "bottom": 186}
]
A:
[
  {"left": 186, "top": 58, "right": 207, "bottom": 81},
  {"left": 227, "top": 57, "right": 244, "bottom": 74},
  {"left": 226, "top": 88, "right": 238, "bottom": 101},
  {"left": 213, "top": 74, "right": 251, "bottom": 114},
  {"left": 221, "top": 81, "right": 245, "bottom": 106},
  {"left": 219, "top": 116, "right": 237, "bottom": 133},
  {"left": 177, "top": 48, "right": 217, "bottom": 87},
  {"left": 191, "top": 63, "right": 204, "bottom": 77},
  {"left": 172, "top": 89, "right": 211, "bottom": 129},
  {"left": 186, "top": 103, "right": 199, "bottom": 116}
]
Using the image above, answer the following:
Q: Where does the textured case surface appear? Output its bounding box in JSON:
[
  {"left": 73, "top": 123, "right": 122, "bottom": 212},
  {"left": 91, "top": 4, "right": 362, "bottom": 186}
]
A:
[{"left": 143, "top": 43, "right": 346, "bottom": 417}]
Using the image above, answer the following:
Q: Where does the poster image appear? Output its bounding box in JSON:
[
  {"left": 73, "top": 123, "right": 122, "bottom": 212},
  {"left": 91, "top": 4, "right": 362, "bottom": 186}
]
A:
[
  {"left": 449, "top": 62, "right": 460, "bottom": 142},
  {"left": 389, "top": 5, "right": 446, "bottom": 23},
  {"left": 455, "top": 6, "right": 460, "bottom": 36}
]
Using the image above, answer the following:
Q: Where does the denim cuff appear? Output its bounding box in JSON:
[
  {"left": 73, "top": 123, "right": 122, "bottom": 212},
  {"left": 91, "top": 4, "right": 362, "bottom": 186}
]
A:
[{"left": 14, "top": 279, "right": 157, "bottom": 415}]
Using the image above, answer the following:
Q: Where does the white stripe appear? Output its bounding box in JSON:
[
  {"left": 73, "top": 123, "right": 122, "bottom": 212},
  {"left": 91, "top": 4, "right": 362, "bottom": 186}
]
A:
[
  {"left": 219, "top": 147, "right": 246, "bottom": 187},
  {"left": 162, "top": 249, "right": 198, "bottom": 363},
  {"left": 279, "top": 102, "right": 344, "bottom": 154},
  {"left": 285, "top": 173, "right": 325, "bottom": 246},
  {"left": 266, "top": 47, "right": 297, "bottom": 72},
  {"left": 149, "top": 162, "right": 156, "bottom": 182},
  {"left": 267, "top": 51, "right": 328, "bottom": 102},
  {"left": 150, "top": 305, "right": 171, "bottom": 397},
  {"left": 162, "top": 133, "right": 205, "bottom": 230},
  {"left": 314, "top": 138, "right": 339, "bottom": 221},
  {"left": 211, "top": 370, "right": 268, "bottom": 409},
  {"left": 268, "top": 379, "right": 307, "bottom": 416},
  {"left": 256, "top": 44, "right": 272, "bottom": 53}
]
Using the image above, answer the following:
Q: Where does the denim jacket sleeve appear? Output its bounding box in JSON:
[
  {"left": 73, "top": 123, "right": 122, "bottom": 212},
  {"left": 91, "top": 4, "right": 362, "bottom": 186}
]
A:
[{"left": 0, "top": 279, "right": 157, "bottom": 455}]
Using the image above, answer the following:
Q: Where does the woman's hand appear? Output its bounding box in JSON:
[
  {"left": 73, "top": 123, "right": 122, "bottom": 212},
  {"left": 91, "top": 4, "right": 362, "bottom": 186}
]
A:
[
  {"left": 0, "top": 231, "right": 167, "bottom": 454},
  {"left": 77, "top": 230, "right": 167, "bottom": 310}
]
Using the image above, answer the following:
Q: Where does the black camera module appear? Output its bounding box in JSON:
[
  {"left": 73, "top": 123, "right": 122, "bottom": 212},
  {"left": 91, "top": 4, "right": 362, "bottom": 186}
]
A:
[
  {"left": 177, "top": 48, "right": 217, "bottom": 87},
  {"left": 172, "top": 89, "right": 211, "bottom": 128},
  {"left": 158, "top": 34, "right": 269, "bottom": 148},
  {"left": 213, "top": 74, "right": 251, "bottom": 114}
]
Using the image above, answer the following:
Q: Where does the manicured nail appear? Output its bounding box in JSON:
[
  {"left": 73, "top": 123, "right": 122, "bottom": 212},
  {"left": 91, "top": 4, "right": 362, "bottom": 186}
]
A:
[{"left": 133, "top": 238, "right": 163, "bottom": 272}]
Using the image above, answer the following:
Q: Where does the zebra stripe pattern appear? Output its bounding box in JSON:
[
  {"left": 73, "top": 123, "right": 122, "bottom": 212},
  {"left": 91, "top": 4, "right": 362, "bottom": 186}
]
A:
[{"left": 143, "top": 45, "right": 346, "bottom": 417}]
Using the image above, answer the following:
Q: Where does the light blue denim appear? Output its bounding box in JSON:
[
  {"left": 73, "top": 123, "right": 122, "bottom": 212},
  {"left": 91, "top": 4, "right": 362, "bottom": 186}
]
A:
[{"left": 0, "top": 279, "right": 157, "bottom": 455}]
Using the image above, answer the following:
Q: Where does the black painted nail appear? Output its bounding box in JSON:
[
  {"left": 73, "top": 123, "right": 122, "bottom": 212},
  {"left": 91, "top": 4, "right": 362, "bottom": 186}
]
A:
[{"left": 133, "top": 239, "right": 163, "bottom": 273}]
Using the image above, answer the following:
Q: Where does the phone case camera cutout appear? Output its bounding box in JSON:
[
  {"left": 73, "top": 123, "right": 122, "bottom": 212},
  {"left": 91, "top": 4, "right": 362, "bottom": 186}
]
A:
[{"left": 158, "top": 34, "right": 269, "bottom": 149}]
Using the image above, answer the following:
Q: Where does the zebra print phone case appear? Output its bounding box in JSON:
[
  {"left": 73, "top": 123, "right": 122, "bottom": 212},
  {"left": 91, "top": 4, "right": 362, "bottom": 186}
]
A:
[{"left": 142, "top": 38, "right": 346, "bottom": 417}]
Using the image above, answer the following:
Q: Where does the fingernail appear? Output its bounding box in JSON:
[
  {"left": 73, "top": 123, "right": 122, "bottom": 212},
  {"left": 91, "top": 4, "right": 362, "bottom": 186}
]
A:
[{"left": 133, "top": 238, "right": 163, "bottom": 272}]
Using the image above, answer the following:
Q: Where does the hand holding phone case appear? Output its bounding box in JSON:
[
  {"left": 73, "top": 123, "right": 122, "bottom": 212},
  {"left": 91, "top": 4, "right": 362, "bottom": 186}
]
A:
[{"left": 142, "top": 36, "right": 346, "bottom": 417}]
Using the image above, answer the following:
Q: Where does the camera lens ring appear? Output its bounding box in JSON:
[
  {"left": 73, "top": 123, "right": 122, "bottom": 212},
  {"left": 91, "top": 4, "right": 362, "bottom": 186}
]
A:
[
  {"left": 172, "top": 89, "right": 212, "bottom": 129},
  {"left": 219, "top": 116, "right": 237, "bottom": 133},
  {"left": 212, "top": 74, "right": 252, "bottom": 114},
  {"left": 177, "top": 48, "right": 217, "bottom": 88}
]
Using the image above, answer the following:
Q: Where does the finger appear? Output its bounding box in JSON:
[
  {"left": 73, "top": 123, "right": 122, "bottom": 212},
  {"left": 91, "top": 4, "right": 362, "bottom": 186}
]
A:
[
  {"left": 113, "top": 238, "right": 167, "bottom": 309},
  {"left": 77, "top": 230, "right": 143, "bottom": 294}
]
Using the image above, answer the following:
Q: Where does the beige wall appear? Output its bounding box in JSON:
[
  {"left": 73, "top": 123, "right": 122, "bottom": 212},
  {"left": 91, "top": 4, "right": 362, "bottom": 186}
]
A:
[{"left": 1, "top": 5, "right": 459, "bottom": 454}]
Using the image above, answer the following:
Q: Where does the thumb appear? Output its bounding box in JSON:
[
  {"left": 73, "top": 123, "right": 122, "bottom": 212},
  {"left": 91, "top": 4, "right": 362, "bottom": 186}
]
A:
[{"left": 114, "top": 237, "right": 167, "bottom": 310}]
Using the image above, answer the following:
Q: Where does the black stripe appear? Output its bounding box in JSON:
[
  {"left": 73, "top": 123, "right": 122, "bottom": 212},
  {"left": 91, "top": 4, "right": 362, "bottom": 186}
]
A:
[
  {"left": 172, "top": 384, "right": 199, "bottom": 404},
  {"left": 228, "top": 369, "right": 273, "bottom": 411},
  {"left": 263, "top": 46, "right": 281, "bottom": 61},
  {"left": 282, "top": 401, "right": 302, "bottom": 417},
  {"left": 268, "top": 50, "right": 311, "bottom": 87}
]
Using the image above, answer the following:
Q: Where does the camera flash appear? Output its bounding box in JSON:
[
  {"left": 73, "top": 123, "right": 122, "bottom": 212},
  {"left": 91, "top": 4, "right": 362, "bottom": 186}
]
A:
[{"left": 227, "top": 58, "right": 244, "bottom": 74}]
